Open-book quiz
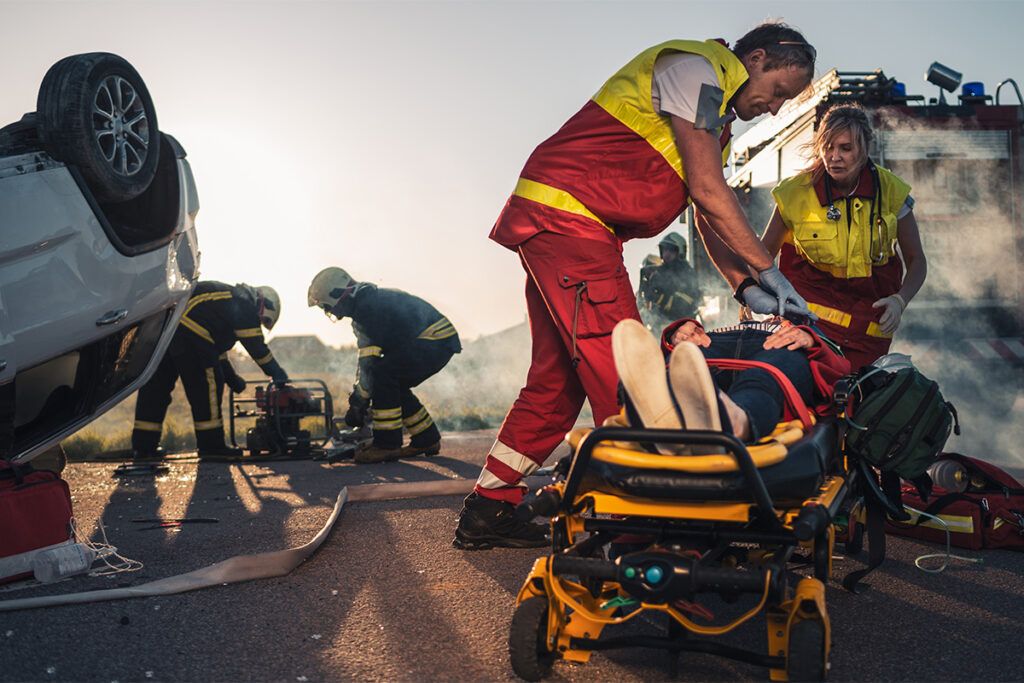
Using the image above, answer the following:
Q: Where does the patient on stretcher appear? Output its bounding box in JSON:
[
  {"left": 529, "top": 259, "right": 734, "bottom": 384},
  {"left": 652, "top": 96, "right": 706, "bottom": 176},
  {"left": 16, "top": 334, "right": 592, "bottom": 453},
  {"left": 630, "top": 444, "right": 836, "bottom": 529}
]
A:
[{"left": 612, "top": 317, "right": 850, "bottom": 450}]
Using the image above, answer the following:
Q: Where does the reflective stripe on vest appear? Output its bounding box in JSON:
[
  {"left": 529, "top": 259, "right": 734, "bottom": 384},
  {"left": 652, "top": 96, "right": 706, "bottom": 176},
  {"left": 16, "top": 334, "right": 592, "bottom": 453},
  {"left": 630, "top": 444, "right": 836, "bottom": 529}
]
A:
[
  {"left": 808, "top": 303, "right": 852, "bottom": 328},
  {"left": 512, "top": 178, "right": 613, "bottom": 233},
  {"left": 772, "top": 167, "right": 912, "bottom": 279},
  {"left": 808, "top": 302, "right": 893, "bottom": 339},
  {"left": 592, "top": 39, "right": 748, "bottom": 179}
]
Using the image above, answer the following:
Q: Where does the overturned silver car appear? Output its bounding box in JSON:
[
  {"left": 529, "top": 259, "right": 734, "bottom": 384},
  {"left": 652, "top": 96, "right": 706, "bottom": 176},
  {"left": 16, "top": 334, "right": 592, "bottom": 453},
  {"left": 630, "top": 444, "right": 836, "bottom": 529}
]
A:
[{"left": 0, "top": 53, "right": 200, "bottom": 464}]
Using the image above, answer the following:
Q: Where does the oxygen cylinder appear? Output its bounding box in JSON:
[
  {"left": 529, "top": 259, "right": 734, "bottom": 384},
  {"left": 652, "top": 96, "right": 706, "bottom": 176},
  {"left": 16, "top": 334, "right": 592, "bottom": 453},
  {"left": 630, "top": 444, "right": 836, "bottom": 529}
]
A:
[{"left": 927, "top": 459, "right": 968, "bottom": 493}]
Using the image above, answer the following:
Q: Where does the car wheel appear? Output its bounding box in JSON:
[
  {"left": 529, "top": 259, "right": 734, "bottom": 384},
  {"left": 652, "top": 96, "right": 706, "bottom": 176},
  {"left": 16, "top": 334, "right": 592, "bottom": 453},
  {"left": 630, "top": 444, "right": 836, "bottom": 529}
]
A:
[{"left": 36, "top": 52, "right": 160, "bottom": 202}]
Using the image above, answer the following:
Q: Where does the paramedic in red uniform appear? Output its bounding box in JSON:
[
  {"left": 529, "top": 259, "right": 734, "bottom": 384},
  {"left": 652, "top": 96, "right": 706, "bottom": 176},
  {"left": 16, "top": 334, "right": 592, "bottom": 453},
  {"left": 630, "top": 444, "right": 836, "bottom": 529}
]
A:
[
  {"left": 713, "top": 104, "right": 928, "bottom": 370},
  {"left": 454, "top": 23, "right": 819, "bottom": 549}
]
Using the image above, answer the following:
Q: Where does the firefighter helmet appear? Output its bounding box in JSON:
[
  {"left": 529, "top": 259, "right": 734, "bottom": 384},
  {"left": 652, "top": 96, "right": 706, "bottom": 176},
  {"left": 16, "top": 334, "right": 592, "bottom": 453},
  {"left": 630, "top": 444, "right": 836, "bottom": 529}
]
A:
[
  {"left": 256, "top": 286, "right": 282, "bottom": 330},
  {"left": 658, "top": 232, "right": 687, "bottom": 256},
  {"left": 307, "top": 267, "right": 356, "bottom": 315}
]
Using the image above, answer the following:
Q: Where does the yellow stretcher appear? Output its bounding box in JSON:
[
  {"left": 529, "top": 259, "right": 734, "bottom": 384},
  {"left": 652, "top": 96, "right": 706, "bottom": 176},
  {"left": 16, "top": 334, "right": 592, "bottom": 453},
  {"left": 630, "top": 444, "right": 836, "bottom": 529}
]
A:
[{"left": 508, "top": 369, "right": 861, "bottom": 682}]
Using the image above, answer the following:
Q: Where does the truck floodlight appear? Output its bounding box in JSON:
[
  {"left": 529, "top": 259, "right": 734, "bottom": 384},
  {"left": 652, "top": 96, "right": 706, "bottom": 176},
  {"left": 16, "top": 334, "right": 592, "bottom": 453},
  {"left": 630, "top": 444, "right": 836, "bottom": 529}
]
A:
[{"left": 926, "top": 62, "right": 962, "bottom": 104}]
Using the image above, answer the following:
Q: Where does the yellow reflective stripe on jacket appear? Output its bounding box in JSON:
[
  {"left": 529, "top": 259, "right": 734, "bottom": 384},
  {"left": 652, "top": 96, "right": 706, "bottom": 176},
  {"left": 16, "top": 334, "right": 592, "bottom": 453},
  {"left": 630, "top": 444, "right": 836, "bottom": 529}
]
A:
[
  {"left": 180, "top": 291, "right": 232, "bottom": 344},
  {"left": 134, "top": 420, "right": 163, "bottom": 432},
  {"left": 355, "top": 384, "right": 370, "bottom": 399},
  {"left": 417, "top": 318, "right": 458, "bottom": 341},
  {"left": 591, "top": 39, "right": 748, "bottom": 179},
  {"left": 253, "top": 351, "right": 275, "bottom": 366},
  {"left": 773, "top": 167, "right": 912, "bottom": 278},
  {"left": 194, "top": 418, "right": 224, "bottom": 431},
  {"left": 866, "top": 322, "right": 893, "bottom": 339},
  {"left": 372, "top": 418, "right": 403, "bottom": 431},
  {"left": 185, "top": 291, "right": 232, "bottom": 314},
  {"left": 206, "top": 368, "right": 219, "bottom": 420},
  {"left": 512, "top": 178, "right": 613, "bottom": 234},
  {"left": 180, "top": 315, "right": 214, "bottom": 344},
  {"left": 235, "top": 327, "right": 263, "bottom": 339},
  {"left": 358, "top": 345, "right": 383, "bottom": 358},
  {"left": 674, "top": 290, "right": 695, "bottom": 305},
  {"left": 371, "top": 407, "right": 403, "bottom": 420},
  {"left": 807, "top": 303, "right": 852, "bottom": 328}
]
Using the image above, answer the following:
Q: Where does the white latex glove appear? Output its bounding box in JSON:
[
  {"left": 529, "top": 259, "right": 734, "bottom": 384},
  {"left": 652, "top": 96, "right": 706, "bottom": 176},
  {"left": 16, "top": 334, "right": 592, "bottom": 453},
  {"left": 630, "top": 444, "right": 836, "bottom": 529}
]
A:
[
  {"left": 871, "top": 294, "right": 906, "bottom": 334},
  {"left": 757, "top": 265, "right": 812, "bottom": 319}
]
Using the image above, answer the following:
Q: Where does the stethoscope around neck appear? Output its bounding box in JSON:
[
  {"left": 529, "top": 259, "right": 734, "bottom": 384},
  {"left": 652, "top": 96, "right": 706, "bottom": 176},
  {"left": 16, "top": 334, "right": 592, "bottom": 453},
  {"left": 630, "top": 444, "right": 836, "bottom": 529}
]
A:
[{"left": 823, "top": 160, "right": 886, "bottom": 265}]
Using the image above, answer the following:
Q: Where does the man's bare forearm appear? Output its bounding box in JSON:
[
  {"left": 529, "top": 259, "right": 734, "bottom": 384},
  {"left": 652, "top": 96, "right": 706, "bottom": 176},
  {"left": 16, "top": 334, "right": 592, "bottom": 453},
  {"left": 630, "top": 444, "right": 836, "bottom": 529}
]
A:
[
  {"left": 693, "top": 210, "right": 754, "bottom": 289},
  {"left": 690, "top": 179, "right": 774, "bottom": 272}
]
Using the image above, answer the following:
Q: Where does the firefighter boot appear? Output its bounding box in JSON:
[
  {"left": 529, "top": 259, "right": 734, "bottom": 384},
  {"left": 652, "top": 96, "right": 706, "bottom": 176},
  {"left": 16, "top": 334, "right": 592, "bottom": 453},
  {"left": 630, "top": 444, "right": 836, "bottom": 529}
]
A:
[
  {"left": 196, "top": 430, "right": 243, "bottom": 459},
  {"left": 452, "top": 492, "right": 550, "bottom": 550},
  {"left": 400, "top": 440, "right": 441, "bottom": 458},
  {"left": 354, "top": 444, "right": 402, "bottom": 464}
]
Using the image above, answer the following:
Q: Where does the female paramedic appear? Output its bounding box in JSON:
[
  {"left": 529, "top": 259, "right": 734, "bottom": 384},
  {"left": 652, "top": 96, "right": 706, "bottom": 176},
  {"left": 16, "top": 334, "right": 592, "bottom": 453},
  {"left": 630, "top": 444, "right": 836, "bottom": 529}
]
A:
[
  {"left": 756, "top": 104, "right": 928, "bottom": 369},
  {"left": 704, "top": 104, "right": 927, "bottom": 370}
]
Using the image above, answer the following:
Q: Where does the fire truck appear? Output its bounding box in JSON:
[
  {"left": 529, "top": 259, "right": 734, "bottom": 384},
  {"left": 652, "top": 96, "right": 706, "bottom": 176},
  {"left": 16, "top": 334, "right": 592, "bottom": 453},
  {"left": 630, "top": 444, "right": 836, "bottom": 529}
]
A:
[{"left": 689, "top": 67, "right": 1024, "bottom": 417}]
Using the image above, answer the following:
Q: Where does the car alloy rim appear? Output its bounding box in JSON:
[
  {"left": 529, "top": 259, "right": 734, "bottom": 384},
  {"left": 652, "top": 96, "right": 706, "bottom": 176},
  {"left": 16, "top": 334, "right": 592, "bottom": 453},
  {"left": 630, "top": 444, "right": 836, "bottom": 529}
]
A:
[{"left": 92, "top": 74, "right": 150, "bottom": 176}]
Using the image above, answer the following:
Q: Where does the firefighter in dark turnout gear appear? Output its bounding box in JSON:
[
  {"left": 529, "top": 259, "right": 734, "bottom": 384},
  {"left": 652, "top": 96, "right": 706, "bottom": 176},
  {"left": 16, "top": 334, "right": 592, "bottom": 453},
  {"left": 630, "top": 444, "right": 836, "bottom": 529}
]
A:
[
  {"left": 638, "top": 232, "right": 702, "bottom": 336},
  {"left": 308, "top": 267, "right": 461, "bottom": 464},
  {"left": 132, "top": 282, "right": 288, "bottom": 458}
]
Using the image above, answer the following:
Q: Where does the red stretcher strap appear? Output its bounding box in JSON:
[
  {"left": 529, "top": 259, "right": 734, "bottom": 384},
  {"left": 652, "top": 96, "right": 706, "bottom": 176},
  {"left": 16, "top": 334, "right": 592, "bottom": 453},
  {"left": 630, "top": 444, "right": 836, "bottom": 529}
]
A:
[{"left": 704, "top": 358, "right": 815, "bottom": 431}]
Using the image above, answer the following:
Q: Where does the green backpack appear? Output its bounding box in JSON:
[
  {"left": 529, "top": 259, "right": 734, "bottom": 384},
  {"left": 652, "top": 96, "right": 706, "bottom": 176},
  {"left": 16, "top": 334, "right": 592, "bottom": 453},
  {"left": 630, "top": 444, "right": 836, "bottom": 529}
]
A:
[{"left": 844, "top": 367, "right": 960, "bottom": 481}]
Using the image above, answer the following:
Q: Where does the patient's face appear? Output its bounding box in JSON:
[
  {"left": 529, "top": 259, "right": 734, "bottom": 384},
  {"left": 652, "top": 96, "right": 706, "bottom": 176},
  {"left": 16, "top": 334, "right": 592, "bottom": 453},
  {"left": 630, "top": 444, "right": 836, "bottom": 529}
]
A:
[{"left": 822, "top": 129, "right": 867, "bottom": 188}]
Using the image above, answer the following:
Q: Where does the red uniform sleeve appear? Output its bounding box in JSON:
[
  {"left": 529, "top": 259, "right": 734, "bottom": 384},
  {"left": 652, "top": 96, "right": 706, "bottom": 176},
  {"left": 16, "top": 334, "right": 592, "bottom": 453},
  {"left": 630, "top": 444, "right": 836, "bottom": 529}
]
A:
[
  {"left": 660, "top": 318, "right": 703, "bottom": 356},
  {"left": 796, "top": 325, "right": 852, "bottom": 416}
]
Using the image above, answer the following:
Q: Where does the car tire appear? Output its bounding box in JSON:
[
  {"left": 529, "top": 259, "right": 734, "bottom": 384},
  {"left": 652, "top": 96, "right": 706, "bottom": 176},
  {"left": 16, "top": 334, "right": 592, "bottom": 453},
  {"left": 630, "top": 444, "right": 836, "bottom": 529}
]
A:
[
  {"left": 36, "top": 52, "right": 160, "bottom": 203},
  {"left": 0, "top": 113, "right": 41, "bottom": 155}
]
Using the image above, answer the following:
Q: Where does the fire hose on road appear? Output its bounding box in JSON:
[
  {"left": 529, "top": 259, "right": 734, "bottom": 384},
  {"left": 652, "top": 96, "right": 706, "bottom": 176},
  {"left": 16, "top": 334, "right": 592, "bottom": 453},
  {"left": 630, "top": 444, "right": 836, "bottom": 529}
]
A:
[{"left": 0, "top": 478, "right": 477, "bottom": 613}]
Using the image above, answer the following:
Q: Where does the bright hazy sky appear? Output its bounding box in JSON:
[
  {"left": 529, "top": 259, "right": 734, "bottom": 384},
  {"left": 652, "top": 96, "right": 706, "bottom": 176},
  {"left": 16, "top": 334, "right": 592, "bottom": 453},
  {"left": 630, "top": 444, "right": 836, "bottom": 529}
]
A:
[{"left": 2, "top": 0, "right": 1021, "bottom": 347}]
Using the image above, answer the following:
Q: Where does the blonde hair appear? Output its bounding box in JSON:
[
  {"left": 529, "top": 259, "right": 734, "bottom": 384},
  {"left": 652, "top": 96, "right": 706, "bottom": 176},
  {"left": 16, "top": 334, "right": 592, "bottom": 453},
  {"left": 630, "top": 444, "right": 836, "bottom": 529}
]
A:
[{"left": 806, "top": 104, "right": 873, "bottom": 184}]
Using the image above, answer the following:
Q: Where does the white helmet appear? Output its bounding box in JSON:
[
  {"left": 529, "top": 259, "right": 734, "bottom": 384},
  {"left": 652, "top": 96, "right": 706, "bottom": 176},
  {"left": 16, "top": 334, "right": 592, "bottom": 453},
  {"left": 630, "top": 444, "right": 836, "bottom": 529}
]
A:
[
  {"left": 256, "top": 286, "right": 281, "bottom": 330},
  {"left": 307, "top": 267, "right": 355, "bottom": 316}
]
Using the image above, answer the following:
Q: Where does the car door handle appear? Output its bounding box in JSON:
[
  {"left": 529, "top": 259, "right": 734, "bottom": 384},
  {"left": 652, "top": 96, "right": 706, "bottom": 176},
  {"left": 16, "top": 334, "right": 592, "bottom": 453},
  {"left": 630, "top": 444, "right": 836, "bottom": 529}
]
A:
[{"left": 96, "top": 309, "right": 128, "bottom": 326}]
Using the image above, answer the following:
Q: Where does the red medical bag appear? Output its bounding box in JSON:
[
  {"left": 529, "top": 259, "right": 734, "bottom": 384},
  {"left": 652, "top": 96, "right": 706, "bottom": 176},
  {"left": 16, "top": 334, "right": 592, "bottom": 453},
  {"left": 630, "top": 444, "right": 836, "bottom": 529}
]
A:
[
  {"left": 0, "top": 460, "right": 75, "bottom": 582},
  {"left": 887, "top": 453, "right": 1024, "bottom": 551}
]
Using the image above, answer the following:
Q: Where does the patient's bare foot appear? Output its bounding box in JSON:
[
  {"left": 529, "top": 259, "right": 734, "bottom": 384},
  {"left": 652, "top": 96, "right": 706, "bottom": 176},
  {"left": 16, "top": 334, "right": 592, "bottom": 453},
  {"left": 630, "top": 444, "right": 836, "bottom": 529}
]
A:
[{"left": 718, "top": 391, "right": 751, "bottom": 442}]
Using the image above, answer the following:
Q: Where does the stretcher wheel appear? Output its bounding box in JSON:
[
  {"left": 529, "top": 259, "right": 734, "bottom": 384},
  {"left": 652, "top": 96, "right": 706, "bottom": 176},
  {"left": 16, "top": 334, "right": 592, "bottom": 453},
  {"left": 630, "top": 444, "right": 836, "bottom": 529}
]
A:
[
  {"left": 509, "top": 596, "right": 555, "bottom": 681},
  {"left": 786, "top": 619, "right": 827, "bottom": 682}
]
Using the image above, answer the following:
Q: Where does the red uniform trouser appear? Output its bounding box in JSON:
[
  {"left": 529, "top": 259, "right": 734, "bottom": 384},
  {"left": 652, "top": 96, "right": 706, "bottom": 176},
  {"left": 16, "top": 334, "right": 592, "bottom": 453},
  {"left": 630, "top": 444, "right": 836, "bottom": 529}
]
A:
[{"left": 475, "top": 231, "right": 640, "bottom": 504}]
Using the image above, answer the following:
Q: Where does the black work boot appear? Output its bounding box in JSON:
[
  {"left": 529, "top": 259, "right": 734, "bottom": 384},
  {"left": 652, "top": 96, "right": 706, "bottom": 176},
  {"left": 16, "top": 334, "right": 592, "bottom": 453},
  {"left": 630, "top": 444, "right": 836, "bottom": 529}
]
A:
[{"left": 452, "top": 492, "right": 550, "bottom": 550}]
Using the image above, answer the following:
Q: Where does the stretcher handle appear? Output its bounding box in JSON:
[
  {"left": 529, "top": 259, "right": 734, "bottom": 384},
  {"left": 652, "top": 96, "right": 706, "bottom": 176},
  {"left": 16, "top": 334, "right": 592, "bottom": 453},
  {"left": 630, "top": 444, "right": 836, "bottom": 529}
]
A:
[
  {"left": 563, "top": 427, "right": 785, "bottom": 530},
  {"left": 704, "top": 358, "right": 814, "bottom": 431}
]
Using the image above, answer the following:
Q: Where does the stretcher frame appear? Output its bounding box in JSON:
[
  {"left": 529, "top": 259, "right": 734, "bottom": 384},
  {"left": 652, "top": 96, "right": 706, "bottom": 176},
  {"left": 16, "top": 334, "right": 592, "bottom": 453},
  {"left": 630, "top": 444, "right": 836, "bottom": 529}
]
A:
[{"left": 509, "top": 360, "right": 860, "bottom": 682}]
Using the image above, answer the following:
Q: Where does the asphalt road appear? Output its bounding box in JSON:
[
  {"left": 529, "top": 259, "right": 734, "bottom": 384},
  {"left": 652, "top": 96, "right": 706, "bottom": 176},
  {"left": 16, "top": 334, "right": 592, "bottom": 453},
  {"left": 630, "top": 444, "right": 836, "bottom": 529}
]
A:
[{"left": 2, "top": 430, "right": 1022, "bottom": 682}]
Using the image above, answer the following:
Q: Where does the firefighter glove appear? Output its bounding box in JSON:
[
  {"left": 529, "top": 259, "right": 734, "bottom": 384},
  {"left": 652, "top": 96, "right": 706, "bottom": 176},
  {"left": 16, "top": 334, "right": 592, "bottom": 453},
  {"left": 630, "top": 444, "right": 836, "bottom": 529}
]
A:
[
  {"left": 227, "top": 375, "right": 247, "bottom": 394},
  {"left": 872, "top": 294, "right": 906, "bottom": 335},
  {"left": 757, "top": 265, "right": 813, "bottom": 319}
]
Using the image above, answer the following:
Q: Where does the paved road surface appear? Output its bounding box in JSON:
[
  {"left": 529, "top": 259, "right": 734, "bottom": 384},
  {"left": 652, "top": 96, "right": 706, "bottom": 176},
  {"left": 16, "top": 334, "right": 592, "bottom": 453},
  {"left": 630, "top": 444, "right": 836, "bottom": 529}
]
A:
[{"left": 2, "top": 431, "right": 1022, "bottom": 682}]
